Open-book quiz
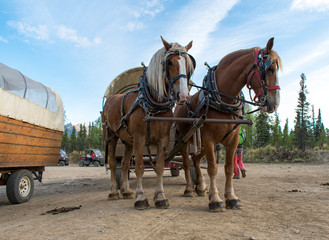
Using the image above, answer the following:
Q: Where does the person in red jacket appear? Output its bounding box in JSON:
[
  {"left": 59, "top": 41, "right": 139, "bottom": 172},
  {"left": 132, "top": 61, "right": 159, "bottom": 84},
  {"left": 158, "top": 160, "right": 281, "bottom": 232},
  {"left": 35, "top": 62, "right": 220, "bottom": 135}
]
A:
[{"left": 233, "top": 128, "right": 247, "bottom": 179}]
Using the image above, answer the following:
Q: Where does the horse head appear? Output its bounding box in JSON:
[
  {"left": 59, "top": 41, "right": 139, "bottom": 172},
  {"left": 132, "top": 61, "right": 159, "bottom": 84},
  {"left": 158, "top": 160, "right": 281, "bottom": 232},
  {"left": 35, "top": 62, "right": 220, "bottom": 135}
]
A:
[
  {"left": 161, "top": 36, "right": 195, "bottom": 104},
  {"left": 246, "top": 38, "right": 282, "bottom": 113}
]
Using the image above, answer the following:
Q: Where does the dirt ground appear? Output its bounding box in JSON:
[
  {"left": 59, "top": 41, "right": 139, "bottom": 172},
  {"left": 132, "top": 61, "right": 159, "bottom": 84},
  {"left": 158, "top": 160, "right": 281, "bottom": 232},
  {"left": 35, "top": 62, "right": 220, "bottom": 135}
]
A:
[{"left": 1, "top": 163, "right": 329, "bottom": 240}]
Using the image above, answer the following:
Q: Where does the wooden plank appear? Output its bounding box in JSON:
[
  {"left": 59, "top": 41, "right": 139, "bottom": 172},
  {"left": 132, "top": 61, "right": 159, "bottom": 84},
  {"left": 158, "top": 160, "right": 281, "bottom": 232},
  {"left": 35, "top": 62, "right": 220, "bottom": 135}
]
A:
[
  {"left": 0, "top": 115, "right": 62, "bottom": 168},
  {"left": 0, "top": 143, "right": 60, "bottom": 155},
  {"left": 0, "top": 116, "right": 62, "bottom": 141},
  {"left": 0, "top": 153, "right": 58, "bottom": 166},
  {"left": 0, "top": 132, "right": 61, "bottom": 148}
]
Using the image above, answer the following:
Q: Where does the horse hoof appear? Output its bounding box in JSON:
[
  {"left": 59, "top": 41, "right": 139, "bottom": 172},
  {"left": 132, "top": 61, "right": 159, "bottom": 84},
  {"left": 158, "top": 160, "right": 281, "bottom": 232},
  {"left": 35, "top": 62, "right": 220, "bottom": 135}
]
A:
[
  {"left": 122, "top": 192, "right": 134, "bottom": 199},
  {"left": 208, "top": 201, "right": 224, "bottom": 212},
  {"left": 225, "top": 199, "right": 241, "bottom": 209},
  {"left": 195, "top": 188, "right": 207, "bottom": 196},
  {"left": 155, "top": 199, "right": 169, "bottom": 209},
  {"left": 134, "top": 199, "right": 150, "bottom": 210},
  {"left": 108, "top": 193, "right": 119, "bottom": 200},
  {"left": 183, "top": 190, "right": 194, "bottom": 197}
]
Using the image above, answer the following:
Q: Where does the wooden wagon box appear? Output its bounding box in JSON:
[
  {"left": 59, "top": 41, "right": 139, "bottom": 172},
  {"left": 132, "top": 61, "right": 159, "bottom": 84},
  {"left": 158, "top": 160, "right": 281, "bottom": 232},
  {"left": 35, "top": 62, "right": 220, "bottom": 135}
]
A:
[{"left": 0, "top": 115, "right": 62, "bottom": 171}]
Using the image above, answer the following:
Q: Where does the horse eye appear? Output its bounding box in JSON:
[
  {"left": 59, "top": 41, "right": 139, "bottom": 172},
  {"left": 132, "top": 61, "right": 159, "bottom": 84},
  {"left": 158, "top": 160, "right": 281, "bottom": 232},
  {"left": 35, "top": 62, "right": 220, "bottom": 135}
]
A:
[
  {"left": 268, "top": 67, "right": 275, "bottom": 73},
  {"left": 168, "top": 61, "right": 173, "bottom": 66}
]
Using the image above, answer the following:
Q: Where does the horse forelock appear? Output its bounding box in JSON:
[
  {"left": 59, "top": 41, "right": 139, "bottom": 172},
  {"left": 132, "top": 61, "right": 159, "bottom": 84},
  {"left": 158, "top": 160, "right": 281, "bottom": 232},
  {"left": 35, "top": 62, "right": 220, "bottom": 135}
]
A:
[{"left": 146, "top": 43, "right": 194, "bottom": 102}]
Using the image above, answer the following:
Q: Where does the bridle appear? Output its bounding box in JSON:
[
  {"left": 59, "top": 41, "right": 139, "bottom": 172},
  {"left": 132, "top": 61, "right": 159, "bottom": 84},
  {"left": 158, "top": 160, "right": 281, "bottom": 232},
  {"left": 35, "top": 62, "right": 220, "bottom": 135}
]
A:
[
  {"left": 163, "top": 50, "right": 196, "bottom": 100},
  {"left": 246, "top": 48, "right": 280, "bottom": 105}
]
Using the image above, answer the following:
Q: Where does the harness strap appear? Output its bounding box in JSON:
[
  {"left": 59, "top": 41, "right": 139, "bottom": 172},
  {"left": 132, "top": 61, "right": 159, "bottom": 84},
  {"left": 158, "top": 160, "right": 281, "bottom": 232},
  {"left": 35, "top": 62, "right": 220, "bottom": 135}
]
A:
[{"left": 246, "top": 48, "right": 280, "bottom": 102}]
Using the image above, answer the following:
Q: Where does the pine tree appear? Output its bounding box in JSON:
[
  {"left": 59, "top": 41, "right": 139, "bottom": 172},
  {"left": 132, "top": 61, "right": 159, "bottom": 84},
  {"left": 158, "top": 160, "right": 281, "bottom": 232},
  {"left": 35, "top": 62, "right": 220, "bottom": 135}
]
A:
[
  {"left": 70, "top": 127, "right": 77, "bottom": 152},
  {"left": 314, "top": 109, "right": 322, "bottom": 144},
  {"left": 61, "top": 128, "right": 70, "bottom": 152},
  {"left": 270, "top": 112, "right": 282, "bottom": 147},
  {"left": 255, "top": 111, "right": 271, "bottom": 147},
  {"left": 87, "top": 117, "right": 103, "bottom": 149},
  {"left": 282, "top": 118, "right": 292, "bottom": 149},
  {"left": 293, "top": 73, "right": 311, "bottom": 150},
  {"left": 243, "top": 104, "right": 256, "bottom": 148}
]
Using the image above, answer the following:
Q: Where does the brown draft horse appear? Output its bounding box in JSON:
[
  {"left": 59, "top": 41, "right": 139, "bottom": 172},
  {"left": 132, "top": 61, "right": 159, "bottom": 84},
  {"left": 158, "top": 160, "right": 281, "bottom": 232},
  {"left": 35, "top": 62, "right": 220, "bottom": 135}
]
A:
[
  {"left": 102, "top": 37, "right": 195, "bottom": 210},
  {"left": 175, "top": 38, "right": 281, "bottom": 211}
]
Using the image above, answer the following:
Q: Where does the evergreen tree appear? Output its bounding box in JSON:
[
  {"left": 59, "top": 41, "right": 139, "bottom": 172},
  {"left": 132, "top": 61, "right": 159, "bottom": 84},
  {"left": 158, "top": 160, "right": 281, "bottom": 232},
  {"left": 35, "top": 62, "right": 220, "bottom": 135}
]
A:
[
  {"left": 255, "top": 111, "right": 271, "bottom": 147},
  {"left": 318, "top": 123, "right": 326, "bottom": 147},
  {"left": 282, "top": 118, "right": 292, "bottom": 149},
  {"left": 70, "top": 127, "right": 77, "bottom": 152},
  {"left": 87, "top": 117, "right": 103, "bottom": 149},
  {"left": 314, "top": 109, "right": 322, "bottom": 143},
  {"left": 270, "top": 112, "right": 282, "bottom": 147},
  {"left": 293, "top": 73, "right": 311, "bottom": 150},
  {"left": 61, "top": 128, "right": 70, "bottom": 152},
  {"left": 77, "top": 124, "right": 87, "bottom": 152},
  {"left": 243, "top": 104, "right": 256, "bottom": 148}
]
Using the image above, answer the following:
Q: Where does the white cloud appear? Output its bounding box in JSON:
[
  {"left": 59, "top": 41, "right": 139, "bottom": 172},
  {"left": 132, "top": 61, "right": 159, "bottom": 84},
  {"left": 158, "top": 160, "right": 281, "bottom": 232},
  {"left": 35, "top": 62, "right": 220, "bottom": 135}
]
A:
[
  {"left": 7, "top": 21, "right": 49, "bottom": 40},
  {"left": 56, "top": 25, "right": 100, "bottom": 47},
  {"left": 125, "top": 21, "right": 145, "bottom": 32},
  {"left": 283, "top": 39, "right": 329, "bottom": 74},
  {"left": 123, "top": 0, "right": 164, "bottom": 31},
  {"left": 166, "top": 0, "right": 239, "bottom": 57},
  {"left": 0, "top": 36, "right": 8, "bottom": 43},
  {"left": 291, "top": 0, "right": 329, "bottom": 12}
]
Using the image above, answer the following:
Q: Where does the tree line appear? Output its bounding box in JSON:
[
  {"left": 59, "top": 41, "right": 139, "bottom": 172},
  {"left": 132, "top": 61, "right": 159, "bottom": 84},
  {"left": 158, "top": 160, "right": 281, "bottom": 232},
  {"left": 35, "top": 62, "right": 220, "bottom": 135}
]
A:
[
  {"left": 243, "top": 73, "right": 328, "bottom": 150},
  {"left": 61, "top": 73, "right": 328, "bottom": 153},
  {"left": 61, "top": 117, "right": 103, "bottom": 153}
]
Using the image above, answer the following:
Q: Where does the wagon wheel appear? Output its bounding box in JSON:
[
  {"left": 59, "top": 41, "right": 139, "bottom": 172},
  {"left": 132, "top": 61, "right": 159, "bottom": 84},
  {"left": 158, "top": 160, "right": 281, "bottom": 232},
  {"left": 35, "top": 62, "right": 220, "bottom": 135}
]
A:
[
  {"left": 93, "top": 161, "right": 100, "bottom": 167},
  {"left": 79, "top": 161, "right": 84, "bottom": 167},
  {"left": 6, "top": 169, "right": 34, "bottom": 204},
  {"left": 58, "top": 161, "right": 65, "bottom": 166}
]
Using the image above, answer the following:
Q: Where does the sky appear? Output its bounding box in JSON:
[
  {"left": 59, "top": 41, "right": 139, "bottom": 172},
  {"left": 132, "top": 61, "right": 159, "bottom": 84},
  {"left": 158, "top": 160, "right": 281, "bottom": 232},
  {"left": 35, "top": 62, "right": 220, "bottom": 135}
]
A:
[{"left": 1, "top": 0, "right": 329, "bottom": 130}]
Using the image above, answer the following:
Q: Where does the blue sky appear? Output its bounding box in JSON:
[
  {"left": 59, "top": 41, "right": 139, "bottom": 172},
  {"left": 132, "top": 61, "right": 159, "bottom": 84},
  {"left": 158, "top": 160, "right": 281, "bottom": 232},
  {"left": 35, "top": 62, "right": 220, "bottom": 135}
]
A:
[{"left": 1, "top": 0, "right": 329, "bottom": 130}]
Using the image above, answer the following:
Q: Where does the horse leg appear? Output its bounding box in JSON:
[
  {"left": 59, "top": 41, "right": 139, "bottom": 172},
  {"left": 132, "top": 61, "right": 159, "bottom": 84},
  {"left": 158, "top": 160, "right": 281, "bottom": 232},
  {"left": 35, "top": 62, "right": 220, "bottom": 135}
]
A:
[
  {"left": 224, "top": 146, "right": 241, "bottom": 209},
  {"left": 108, "top": 136, "right": 120, "bottom": 200},
  {"left": 133, "top": 137, "right": 150, "bottom": 210},
  {"left": 181, "top": 144, "right": 194, "bottom": 197},
  {"left": 193, "top": 151, "right": 207, "bottom": 196},
  {"left": 205, "top": 141, "right": 224, "bottom": 211},
  {"left": 153, "top": 140, "right": 170, "bottom": 208},
  {"left": 120, "top": 143, "right": 134, "bottom": 199}
]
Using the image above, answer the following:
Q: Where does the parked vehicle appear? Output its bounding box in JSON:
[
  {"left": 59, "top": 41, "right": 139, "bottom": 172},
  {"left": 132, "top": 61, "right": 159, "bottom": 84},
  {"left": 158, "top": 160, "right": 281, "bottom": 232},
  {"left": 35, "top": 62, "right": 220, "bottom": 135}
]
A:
[
  {"left": 0, "top": 62, "right": 64, "bottom": 204},
  {"left": 78, "top": 149, "right": 105, "bottom": 167},
  {"left": 58, "top": 149, "right": 69, "bottom": 166}
]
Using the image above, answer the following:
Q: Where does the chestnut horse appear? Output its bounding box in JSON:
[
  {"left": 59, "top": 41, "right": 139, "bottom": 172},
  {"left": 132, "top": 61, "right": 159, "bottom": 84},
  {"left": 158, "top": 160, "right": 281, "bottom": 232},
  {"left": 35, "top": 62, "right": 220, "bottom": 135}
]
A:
[
  {"left": 175, "top": 38, "right": 281, "bottom": 211},
  {"left": 102, "top": 37, "right": 195, "bottom": 210}
]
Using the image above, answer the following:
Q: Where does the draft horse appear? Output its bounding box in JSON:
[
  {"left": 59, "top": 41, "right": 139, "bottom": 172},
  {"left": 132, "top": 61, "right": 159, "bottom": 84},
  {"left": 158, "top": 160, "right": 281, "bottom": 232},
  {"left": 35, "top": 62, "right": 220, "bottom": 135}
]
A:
[
  {"left": 102, "top": 37, "right": 195, "bottom": 209},
  {"left": 175, "top": 38, "right": 281, "bottom": 211}
]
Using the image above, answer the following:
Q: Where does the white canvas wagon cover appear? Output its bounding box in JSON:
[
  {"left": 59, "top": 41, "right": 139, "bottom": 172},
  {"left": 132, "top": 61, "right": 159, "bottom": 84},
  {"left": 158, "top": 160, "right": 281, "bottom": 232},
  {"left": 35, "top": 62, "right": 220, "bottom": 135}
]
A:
[{"left": 0, "top": 62, "right": 64, "bottom": 131}]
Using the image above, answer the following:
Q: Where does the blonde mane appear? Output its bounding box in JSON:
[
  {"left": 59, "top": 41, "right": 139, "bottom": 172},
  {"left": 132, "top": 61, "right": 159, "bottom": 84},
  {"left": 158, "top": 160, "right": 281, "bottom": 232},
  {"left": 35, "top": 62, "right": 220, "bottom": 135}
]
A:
[{"left": 146, "top": 43, "right": 195, "bottom": 102}]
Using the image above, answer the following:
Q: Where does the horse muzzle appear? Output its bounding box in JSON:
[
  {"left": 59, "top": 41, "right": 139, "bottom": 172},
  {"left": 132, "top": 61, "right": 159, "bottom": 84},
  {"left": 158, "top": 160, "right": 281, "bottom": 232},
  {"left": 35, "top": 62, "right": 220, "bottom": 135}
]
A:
[{"left": 177, "top": 92, "right": 189, "bottom": 105}]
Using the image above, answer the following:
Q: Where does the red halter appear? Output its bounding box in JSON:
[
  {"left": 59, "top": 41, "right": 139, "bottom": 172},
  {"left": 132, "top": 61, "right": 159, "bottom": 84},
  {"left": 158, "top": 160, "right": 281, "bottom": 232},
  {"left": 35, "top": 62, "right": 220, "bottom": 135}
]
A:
[{"left": 246, "top": 49, "right": 280, "bottom": 102}]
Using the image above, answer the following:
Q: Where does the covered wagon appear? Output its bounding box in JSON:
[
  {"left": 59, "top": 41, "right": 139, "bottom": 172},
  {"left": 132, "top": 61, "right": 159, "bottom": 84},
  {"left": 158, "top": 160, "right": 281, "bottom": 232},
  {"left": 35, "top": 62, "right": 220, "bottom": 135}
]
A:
[{"left": 0, "top": 62, "right": 64, "bottom": 204}]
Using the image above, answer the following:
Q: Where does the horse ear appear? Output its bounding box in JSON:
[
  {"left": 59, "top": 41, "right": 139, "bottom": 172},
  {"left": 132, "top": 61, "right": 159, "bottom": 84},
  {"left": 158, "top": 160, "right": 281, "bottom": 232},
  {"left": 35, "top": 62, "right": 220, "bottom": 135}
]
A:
[
  {"left": 161, "top": 36, "right": 171, "bottom": 52},
  {"left": 266, "top": 37, "right": 274, "bottom": 53},
  {"left": 185, "top": 41, "right": 193, "bottom": 52}
]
